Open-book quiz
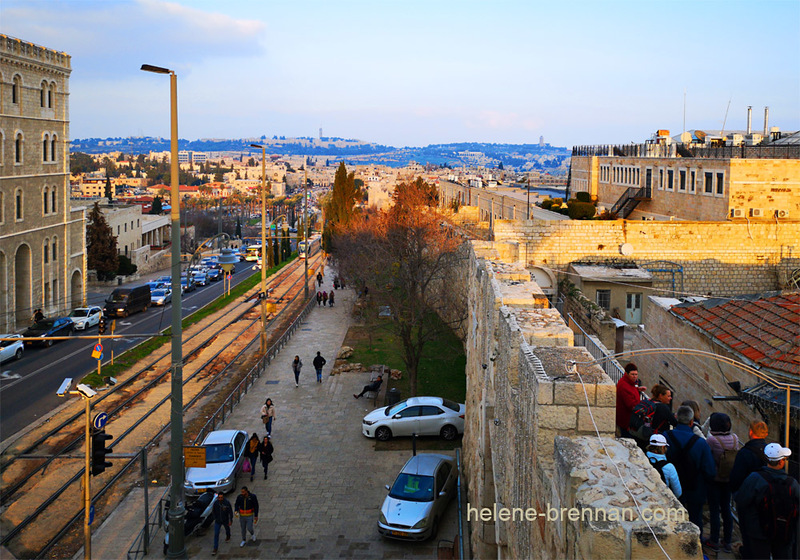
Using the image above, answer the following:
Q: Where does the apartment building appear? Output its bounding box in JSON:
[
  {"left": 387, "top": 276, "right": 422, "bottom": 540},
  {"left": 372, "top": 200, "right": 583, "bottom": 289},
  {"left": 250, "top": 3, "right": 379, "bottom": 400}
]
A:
[{"left": 0, "top": 35, "right": 86, "bottom": 331}]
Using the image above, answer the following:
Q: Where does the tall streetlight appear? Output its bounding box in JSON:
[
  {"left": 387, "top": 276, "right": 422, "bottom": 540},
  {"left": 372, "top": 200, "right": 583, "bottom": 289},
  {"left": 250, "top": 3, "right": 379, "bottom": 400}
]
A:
[
  {"left": 140, "top": 63, "right": 185, "bottom": 558},
  {"left": 303, "top": 168, "right": 309, "bottom": 300},
  {"left": 250, "top": 144, "right": 268, "bottom": 354}
]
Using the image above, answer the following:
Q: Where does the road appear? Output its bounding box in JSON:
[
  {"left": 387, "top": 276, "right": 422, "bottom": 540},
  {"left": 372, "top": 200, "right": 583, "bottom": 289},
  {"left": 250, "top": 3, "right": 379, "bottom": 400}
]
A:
[{"left": 0, "top": 261, "right": 257, "bottom": 443}]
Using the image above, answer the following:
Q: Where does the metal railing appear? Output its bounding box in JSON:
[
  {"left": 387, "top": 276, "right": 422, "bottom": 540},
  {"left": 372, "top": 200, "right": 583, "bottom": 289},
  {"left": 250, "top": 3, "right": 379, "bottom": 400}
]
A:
[
  {"left": 573, "top": 142, "right": 799, "bottom": 160},
  {"left": 568, "top": 313, "right": 624, "bottom": 383}
]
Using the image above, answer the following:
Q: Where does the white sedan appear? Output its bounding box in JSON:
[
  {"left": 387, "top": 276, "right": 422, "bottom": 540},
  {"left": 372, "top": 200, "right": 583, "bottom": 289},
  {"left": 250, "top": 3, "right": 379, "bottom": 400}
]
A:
[
  {"left": 0, "top": 334, "right": 24, "bottom": 363},
  {"left": 362, "top": 397, "right": 465, "bottom": 441},
  {"left": 68, "top": 306, "right": 103, "bottom": 331}
]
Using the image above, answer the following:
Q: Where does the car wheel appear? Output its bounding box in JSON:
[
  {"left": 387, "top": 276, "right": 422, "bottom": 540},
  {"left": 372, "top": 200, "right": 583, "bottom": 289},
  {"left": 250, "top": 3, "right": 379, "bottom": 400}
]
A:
[
  {"left": 430, "top": 517, "right": 439, "bottom": 540},
  {"left": 375, "top": 426, "right": 392, "bottom": 441},
  {"left": 46, "top": 339, "right": 53, "bottom": 347},
  {"left": 440, "top": 425, "right": 458, "bottom": 441},
  {"left": 15, "top": 348, "right": 23, "bottom": 360}
]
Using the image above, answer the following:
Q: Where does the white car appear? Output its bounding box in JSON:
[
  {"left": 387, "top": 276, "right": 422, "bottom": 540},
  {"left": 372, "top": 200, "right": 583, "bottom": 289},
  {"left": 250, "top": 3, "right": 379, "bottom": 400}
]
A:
[
  {"left": 184, "top": 430, "right": 248, "bottom": 495},
  {"left": 0, "top": 334, "right": 24, "bottom": 363},
  {"left": 68, "top": 306, "right": 103, "bottom": 331},
  {"left": 362, "top": 397, "right": 465, "bottom": 441}
]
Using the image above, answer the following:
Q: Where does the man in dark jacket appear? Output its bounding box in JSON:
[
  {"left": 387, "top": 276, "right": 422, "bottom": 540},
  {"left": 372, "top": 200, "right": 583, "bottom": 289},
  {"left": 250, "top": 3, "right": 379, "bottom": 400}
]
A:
[
  {"left": 234, "top": 487, "right": 259, "bottom": 547},
  {"left": 729, "top": 420, "right": 768, "bottom": 493},
  {"left": 313, "top": 351, "right": 327, "bottom": 383},
  {"left": 211, "top": 492, "right": 233, "bottom": 555},
  {"left": 666, "top": 406, "right": 716, "bottom": 535},
  {"left": 734, "top": 443, "right": 799, "bottom": 559},
  {"left": 354, "top": 375, "right": 382, "bottom": 399}
]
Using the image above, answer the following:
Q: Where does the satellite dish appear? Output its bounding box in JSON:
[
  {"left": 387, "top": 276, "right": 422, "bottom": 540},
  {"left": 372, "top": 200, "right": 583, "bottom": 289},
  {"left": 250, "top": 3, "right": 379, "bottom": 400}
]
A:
[
  {"left": 695, "top": 130, "right": 707, "bottom": 142},
  {"left": 620, "top": 243, "right": 634, "bottom": 256}
]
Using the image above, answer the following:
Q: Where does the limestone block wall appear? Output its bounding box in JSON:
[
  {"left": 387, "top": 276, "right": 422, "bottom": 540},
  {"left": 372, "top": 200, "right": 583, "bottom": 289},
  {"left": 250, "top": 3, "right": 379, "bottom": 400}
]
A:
[
  {"left": 462, "top": 244, "right": 701, "bottom": 559},
  {"left": 493, "top": 220, "right": 800, "bottom": 296}
]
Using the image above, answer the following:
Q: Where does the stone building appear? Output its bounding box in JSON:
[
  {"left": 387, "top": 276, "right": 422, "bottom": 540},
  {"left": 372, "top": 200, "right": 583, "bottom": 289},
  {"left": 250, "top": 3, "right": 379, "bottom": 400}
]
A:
[
  {"left": 570, "top": 128, "right": 800, "bottom": 221},
  {"left": 0, "top": 35, "right": 85, "bottom": 331}
]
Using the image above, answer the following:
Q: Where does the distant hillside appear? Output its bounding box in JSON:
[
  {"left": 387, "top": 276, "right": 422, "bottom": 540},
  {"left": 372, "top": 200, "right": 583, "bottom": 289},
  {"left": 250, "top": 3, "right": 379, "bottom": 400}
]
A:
[{"left": 70, "top": 137, "right": 570, "bottom": 174}]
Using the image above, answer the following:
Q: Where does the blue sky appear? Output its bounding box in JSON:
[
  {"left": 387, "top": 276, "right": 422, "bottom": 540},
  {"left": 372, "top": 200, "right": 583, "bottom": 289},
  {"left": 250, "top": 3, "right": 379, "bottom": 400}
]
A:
[{"left": 3, "top": 0, "right": 798, "bottom": 147}]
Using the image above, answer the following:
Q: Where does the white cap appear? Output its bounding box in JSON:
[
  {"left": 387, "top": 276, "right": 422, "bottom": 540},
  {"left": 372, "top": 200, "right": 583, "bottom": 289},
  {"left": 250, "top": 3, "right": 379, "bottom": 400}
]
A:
[
  {"left": 649, "top": 434, "right": 669, "bottom": 447},
  {"left": 764, "top": 442, "right": 792, "bottom": 460}
]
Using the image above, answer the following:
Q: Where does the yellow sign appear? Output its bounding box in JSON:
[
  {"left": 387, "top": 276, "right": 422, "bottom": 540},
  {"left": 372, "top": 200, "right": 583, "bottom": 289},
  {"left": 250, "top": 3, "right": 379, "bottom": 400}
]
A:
[
  {"left": 266, "top": 302, "right": 277, "bottom": 313},
  {"left": 184, "top": 446, "right": 206, "bottom": 468},
  {"left": 307, "top": 267, "right": 315, "bottom": 277}
]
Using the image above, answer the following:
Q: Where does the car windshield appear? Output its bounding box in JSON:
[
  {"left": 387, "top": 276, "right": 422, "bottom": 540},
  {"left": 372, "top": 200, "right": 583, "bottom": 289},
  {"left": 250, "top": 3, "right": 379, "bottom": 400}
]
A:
[
  {"left": 152, "top": 290, "right": 168, "bottom": 297},
  {"left": 441, "top": 398, "right": 460, "bottom": 412},
  {"left": 389, "top": 473, "right": 435, "bottom": 502},
  {"left": 204, "top": 443, "right": 234, "bottom": 464},
  {"left": 33, "top": 320, "right": 55, "bottom": 329},
  {"left": 70, "top": 310, "right": 89, "bottom": 317},
  {"left": 108, "top": 293, "right": 128, "bottom": 302},
  {"left": 385, "top": 399, "right": 409, "bottom": 416}
]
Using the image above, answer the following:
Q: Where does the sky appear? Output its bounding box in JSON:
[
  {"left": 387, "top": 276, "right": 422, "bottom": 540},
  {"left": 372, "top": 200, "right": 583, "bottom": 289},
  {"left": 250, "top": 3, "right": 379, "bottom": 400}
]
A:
[{"left": 3, "top": 0, "right": 799, "bottom": 148}]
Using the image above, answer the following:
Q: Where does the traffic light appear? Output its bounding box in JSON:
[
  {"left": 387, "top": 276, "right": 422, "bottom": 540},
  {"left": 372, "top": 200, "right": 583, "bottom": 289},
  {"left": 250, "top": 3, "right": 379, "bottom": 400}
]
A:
[
  {"left": 98, "top": 316, "right": 106, "bottom": 335},
  {"left": 90, "top": 428, "right": 113, "bottom": 476}
]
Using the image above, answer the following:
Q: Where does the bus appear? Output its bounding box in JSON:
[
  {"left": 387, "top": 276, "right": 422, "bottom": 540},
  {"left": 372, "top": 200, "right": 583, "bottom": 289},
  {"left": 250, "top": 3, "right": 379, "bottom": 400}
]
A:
[{"left": 245, "top": 245, "right": 262, "bottom": 262}]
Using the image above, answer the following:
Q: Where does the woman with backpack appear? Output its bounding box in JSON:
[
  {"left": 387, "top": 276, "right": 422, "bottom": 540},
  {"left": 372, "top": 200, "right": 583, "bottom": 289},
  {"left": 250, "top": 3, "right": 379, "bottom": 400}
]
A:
[
  {"left": 704, "top": 412, "right": 740, "bottom": 554},
  {"left": 646, "top": 434, "right": 681, "bottom": 498}
]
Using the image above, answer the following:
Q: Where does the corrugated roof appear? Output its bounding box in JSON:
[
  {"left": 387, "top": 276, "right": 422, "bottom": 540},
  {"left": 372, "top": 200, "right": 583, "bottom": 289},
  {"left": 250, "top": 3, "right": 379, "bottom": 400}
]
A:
[{"left": 670, "top": 292, "right": 800, "bottom": 376}]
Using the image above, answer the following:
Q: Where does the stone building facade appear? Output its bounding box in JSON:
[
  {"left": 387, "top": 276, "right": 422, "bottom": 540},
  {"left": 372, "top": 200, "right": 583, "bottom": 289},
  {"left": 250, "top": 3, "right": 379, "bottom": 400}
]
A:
[{"left": 0, "top": 35, "right": 85, "bottom": 331}]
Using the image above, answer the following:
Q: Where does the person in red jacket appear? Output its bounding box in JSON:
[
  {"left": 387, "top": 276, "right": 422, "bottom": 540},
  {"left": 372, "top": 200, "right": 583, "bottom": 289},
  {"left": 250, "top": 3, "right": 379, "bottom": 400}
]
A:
[{"left": 616, "top": 363, "right": 646, "bottom": 439}]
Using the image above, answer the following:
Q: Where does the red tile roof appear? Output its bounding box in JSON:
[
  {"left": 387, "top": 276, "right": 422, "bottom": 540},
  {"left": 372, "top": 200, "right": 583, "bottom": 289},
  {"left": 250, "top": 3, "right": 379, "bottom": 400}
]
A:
[{"left": 670, "top": 293, "right": 800, "bottom": 376}]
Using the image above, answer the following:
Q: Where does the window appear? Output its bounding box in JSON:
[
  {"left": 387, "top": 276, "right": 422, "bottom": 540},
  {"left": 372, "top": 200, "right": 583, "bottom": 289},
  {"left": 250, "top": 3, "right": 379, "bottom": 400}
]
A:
[
  {"left": 51, "top": 187, "right": 56, "bottom": 213},
  {"left": 117, "top": 226, "right": 120, "bottom": 235},
  {"left": 690, "top": 170, "right": 696, "bottom": 193},
  {"left": 679, "top": 170, "right": 686, "bottom": 192},
  {"left": 667, "top": 169, "right": 674, "bottom": 191},
  {"left": 41, "top": 82, "right": 47, "bottom": 107},
  {"left": 12, "top": 76, "right": 20, "bottom": 104},
  {"left": 645, "top": 168, "right": 652, "bottom": 192},
  {"left": 124, "top": 223, "right": 127, "bottom": 232},
  {"left": 44, "top": 282, "right": 50, "bottom": 309},
  {"left": 51, "top": 135, "right": 57, "bottom": 162},
  {"left": 658, "top": 169, "right": 664, "bottom": 190},
  {"left": 15, "top": 133, "right": 22, "bottom": 163},
  {"left": 42, "top": 135, "right": 48, "bottom": 162},
  {"left": 43, "top": 187, "right": 49, "bottom": 214},
  {"left": 15, "top": 189, "right": 23, "bottom": 220},
  {"left": 0, "top": 191, "right": 4, "bottom": 223},
  {"left": 704, "top": 172, "right": 713, "bottom": 194},
  {"left": 596, "top": 289, "right": 611, "bottom": 310},
  {"left": 53, "top": 280, "right": 58, "bottom": 308},
  {"left": 52, "top": 238, "right": 57, "bottom": 261},
  {"left": 44, "top": 239, "right": 49, "bottom": 263},
  {"left": 716, "top": 172, "right": 724, "bottom": 196},
  {"left": 48, "top": 81, "right": 55, "bottom": 108}
]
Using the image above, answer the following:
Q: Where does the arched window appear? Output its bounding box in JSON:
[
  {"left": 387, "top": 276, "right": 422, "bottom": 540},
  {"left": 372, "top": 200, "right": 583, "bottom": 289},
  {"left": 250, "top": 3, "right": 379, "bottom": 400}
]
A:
[
  {"left": 49, "top": 81, "right": 57, "bottom": 110},
  {"left": 44, "top": 238, "right": 49, "bottom": 263},
  {"left": 0, "top": 130, "right": 4, "bottom": 166},
  {"left": 51, "top": 135, "right": 57, "bottom": 162},
  {"left": 15, "top": 133, "right": 23, "bottom": 163},
  {"left": 43, "top": 134, "right": 49, "bottom": 162},
  {"left": 52, "top": 237, "right": 58, "bottom": 261},
  {"left": 0, "top": 191, "right": 4, "bottom": 223},
  {"left": 43, "top": 187, "right": 49, "bottom": 214},
  {"left": 41, "top": 82, "right": 47, "bottom": 107},
  {"left": 15, "top": 189, "right": 23, "bottom": 220},
  {"left": 51, "top": 186, "right": 57, "bottom": 213},
  {"left": 12, "top": 76, "right": 21, "bottom": 104}
]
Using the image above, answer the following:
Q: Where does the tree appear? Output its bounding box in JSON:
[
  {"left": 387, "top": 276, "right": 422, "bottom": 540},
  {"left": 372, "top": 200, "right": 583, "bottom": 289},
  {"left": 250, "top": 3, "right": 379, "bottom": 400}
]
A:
[
  {"left": 322, "top": 162, "right": 361, "bottom": 251},
  {"left": 333, "top": 180, "right": 466, "bottom": 396},
  {"left": 104, "top": 176, "right": 113, "bottom": 202},
  {"left": 70, "top": 152, "right": 99, "bottom": 174},
  {"left": 87, "top": 202, "right": 119, "bottom": 281},
  {"left": 150, "top": 195, "right": 163, "bottom": 214},
  {"left": 235, "top": 216, "right": 242, "bottom": 239}
]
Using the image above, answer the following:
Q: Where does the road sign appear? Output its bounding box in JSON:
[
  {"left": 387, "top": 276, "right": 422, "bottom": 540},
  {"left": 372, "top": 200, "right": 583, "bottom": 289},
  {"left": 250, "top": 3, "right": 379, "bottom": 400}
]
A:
[
  {"left": 91, "top": 343, "right": 103, "bottom": 359},
  {"left": 93, "top": 412, "right": 108, "bottom": 430},
  {"left": 184, "top": 446, "right": 207, "bottom": 468}
]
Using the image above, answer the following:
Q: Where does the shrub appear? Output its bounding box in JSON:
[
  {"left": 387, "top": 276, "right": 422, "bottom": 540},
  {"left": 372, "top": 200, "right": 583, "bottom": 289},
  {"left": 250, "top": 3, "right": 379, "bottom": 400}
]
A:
[
  {"left": 567, "top": 200, "right": 597, "bottom": 220},
  {"left": 117, "top": 254, "right": 138, "bottom": 276},
  {"left": 540, "top": 199, "right": 554, "bottom": 210},
  {"left": 575, "top": 192, "right": 592, "bottom": 203}
]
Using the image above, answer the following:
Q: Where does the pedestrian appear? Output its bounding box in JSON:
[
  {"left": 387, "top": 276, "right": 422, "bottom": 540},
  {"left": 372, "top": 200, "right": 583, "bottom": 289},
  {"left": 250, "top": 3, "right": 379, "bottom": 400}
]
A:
[
  {"left": 704, "top": 412, "right": 740, "bottom": 554},
  {"left": 292, "top": 355, "right": 302, "bottom": 387},
  {"left": 333, "top": 277, "right": 340, "bottom": 290},
  {"left": 681, "top": 400, "right": 706, "bottom": 439},
  {"left": 322, "top": 291, "right": 328, "bottom": 306},
  {"left": 316, "top": 291, "right": 322, "bottom": 306},
  {"left": 33, "top": 308, "right": 44, "bottom": 323},
  {"left": 650, "top": 384, "right": 677, "bottom": 435},
  {"left": 316, "top": 271, "right": 323, "bottom": 287},
  {"left": 616, "top": 363, "right": 646, "bottom": 439},
  {"left": 258, "top": 435, "right": 274, "bottom": 480},
  {"left": 328, "top": 291, "right": 334, "bottom": 307},
  {"left": 729, "top": 420, "right": 769, "bottom": 493},
  {"left": 210, "top": 492, "right": 233, "bottom": 556},
  {"left": 313, "top": 351, "right": 327, "bottom": 383},
  {"left": 233, "top": 487, "right": 259, "bottom": 547},
  {"left": 646, "top": 434, "right": 681, "bottom": 499},
  {"left": 260, "top": 398, "right": 276, "bottom": 436},
  {"left": 244, "top": 433, "right": 260, "bottom": 482},
  {"left": 665, "top": 406, "right": 716, "bottom": 536},
  {"left": 734, "top": 443, "right": 799, "bottom": 559}
]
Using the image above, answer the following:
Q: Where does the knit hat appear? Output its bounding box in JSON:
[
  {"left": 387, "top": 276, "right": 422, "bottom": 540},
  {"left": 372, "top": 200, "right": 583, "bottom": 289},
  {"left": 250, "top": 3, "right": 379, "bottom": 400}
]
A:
[{"left": 709, "top": 412, "right": 731, "bottom": 433}]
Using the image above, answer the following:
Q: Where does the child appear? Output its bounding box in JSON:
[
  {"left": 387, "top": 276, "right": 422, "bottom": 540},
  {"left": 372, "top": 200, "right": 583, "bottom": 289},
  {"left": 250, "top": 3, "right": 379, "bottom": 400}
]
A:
[{"left": 646, "top": 434, "right": 682, "bottom": 498}]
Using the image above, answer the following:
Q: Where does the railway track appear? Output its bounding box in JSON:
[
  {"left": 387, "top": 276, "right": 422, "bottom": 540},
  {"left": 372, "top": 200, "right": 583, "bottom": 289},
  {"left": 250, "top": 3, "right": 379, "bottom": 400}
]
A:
[{"left": 0, "top": 250, "right": 323, "bottom": 559}]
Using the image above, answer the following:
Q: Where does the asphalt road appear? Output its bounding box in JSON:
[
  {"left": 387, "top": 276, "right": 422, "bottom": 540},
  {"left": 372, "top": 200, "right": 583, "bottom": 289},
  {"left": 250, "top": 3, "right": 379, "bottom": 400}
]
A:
[{"left": 0, "top": 261, "right": 258, "bottom": 443}]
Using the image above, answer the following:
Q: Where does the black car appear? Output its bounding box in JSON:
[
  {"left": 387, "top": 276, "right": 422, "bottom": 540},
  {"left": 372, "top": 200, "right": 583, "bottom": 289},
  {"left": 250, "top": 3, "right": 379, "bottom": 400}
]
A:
[{"left": 23, "top": 317, "right": 74, "bottom": 347}]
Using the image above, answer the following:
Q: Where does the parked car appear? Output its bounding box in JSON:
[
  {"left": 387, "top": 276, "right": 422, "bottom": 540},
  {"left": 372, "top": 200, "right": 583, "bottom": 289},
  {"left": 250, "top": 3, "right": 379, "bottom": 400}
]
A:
[
  {"left": 0, "top": 334, "right": 24, "bottom": 363},
  {"left": 22, "top": 317, "right": 74, "bottom": 347},
  {"left": 151, "top": 289, "right": 172, "bottom": 306},
  {"left": 184, "top": 430, "right": 248, "bottom": 495},
  {"left": 362, "top": 397, "right": 465, "bottom": 442},
  {"left": 68, "top": 306, "right": 103, "bottom": 331},
  {"left": 104, "top": 285, "right": 151, "bottom": 318},
  {"left": 377, "top": 453, "right": 456, "bottom": 541}
]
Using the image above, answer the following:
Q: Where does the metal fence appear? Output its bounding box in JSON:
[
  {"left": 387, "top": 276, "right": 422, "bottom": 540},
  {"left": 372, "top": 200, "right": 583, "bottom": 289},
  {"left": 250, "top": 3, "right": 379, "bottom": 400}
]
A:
[{"left": 567, "top": 313, "right": 624, "bottom": 383}]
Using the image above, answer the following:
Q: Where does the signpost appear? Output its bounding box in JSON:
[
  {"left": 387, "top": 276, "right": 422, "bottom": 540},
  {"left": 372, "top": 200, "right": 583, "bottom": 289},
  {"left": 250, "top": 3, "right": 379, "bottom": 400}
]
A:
[{"left": 184, "top": 446, "right": 206, "bottom": 469}]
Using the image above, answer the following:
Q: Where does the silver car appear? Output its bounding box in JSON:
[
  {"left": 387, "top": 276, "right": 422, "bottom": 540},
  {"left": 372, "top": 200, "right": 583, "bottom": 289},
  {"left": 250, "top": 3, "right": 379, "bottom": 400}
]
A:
[
  {"left": 0, "top": 334, "right": 24, "bottom": 363},
  {"left": 184, "top": 430, "right": 247, "bottom": 495},
  {"left": 68, "top": 306, "right": 103, "bottom": 331},
  {"left": 362, "top": 397, "right": 465, "bottom": 441},
  {"left": 150, "top": 289, "right": 172, "bottom": 306},
  {"left": 378, "top": 453, "right": 457, "bottom": 541}
]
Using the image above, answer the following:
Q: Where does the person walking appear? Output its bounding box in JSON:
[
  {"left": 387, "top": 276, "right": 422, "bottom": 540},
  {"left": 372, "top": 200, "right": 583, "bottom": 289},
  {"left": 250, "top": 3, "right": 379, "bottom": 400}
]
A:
[
  {"left": 316, "top": 291, "right": 322, "bottom": 306},
  {"left": 322, "top": 291, "right": 328, "bottom": 306},
  {"left": 704, "top": 412, "right": 740, "bottom": 554},
  {"left": 33, "top": 308, "right": 45, "bottom": 323},
  {"left": 328, "top": 290, "right": 335, "bottom": 307},
  {"left": 313, "top": 351, "right": 327, "bottom": 383},
  {"left": 316, "top": 271, "right": 323, "bottom": 287},
  {"left": 210, "top": 492, "right": 233, "bottom": 556},
  {"left": 681, "top": 400, "right": 706, "bottom": 439},
  {"left": 616, "top": 363, "right": 646, "bottom": 439},
  {"left": 735, "top": 443, "right": 799, "bottom": 559},
  {"left": 258, "top": 435, "right": 274, "bottom": 480},
  {"left": 244, "top": 433, "right": 260, "bottom": 482},
  {"left": 292, "top": 355, "right": 303, "bottom": 387},
  {"left": 650, "top": 385, "right": 677, "bottom": 435},
  {"left": 646, "top": 434, "right": 681, "bottom": 499},
  {"left": 260, "top": 398, "right": 276, "bottom": 436},
  {"left": 233, "top": 487, "right": 259, "bottom": 547}
]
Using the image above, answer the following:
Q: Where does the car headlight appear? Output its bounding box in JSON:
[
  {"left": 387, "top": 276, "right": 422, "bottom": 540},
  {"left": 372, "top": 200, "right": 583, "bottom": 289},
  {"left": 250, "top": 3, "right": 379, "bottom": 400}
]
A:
[
  {"left": 379, "top": 512, "right": 388, "bottom": 525},
  {"left": 217, "top": 477, "right": 231, "bottom": 486},
  {"left": 183, "top": 482, "right": 192, "bottom": 489},
  {"left": 412, "top": 518, "right": 428, "bottom": 529},
  {"left": 363, "top": 419, "right": 375, "bottom": 426}
]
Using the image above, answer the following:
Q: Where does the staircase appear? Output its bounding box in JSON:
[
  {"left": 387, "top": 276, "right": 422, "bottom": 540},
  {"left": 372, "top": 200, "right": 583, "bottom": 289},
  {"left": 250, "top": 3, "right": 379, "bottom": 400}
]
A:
[{"left": 610, "top": 186, "right": 651, "bottom": 219}]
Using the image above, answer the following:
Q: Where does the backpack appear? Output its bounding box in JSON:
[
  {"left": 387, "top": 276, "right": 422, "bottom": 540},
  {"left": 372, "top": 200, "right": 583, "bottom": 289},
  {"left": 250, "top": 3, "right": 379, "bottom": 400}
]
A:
[
  {"left": 715, "top": 446, "right": 739, "bottom": 483},
  {"left": 629, "top": 399, "right": 656, "bottom": 442},
  {"left": 669, "top": 434, "right": 700, "bottom": 492},
  {"left": 649, "top": 457, "right": 668, "bottom": 484},
  {"left": 756, "top": 471, "right": 799, "bottom": 543}
]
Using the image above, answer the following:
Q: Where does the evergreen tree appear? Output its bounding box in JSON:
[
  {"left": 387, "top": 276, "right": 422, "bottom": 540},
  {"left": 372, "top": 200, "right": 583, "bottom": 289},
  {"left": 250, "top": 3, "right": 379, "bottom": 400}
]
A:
[
  {"left": 235, "top": 216, "right": 242, "bottom": 239},
  {"left": 150, "top": 196, "right": 163, "bottom": 214},
  {"left": 87, "top": 202, "right": 119, "bottom": 281},
  {"left": 104, "top": 176, "right": 113, "bottom": 202}
]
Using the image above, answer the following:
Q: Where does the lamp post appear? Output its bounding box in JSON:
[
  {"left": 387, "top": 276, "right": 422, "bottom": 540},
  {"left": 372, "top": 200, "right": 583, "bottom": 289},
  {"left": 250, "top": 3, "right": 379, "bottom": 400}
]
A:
[
  {"left": 250, "top": 144, "right": 268, "bottom": 354},
  {"left": 303, "top": 168, "right": 309, "bottom": 300},
  {"left": 141, "top": 63, "right": 185, "bottom": 558}
]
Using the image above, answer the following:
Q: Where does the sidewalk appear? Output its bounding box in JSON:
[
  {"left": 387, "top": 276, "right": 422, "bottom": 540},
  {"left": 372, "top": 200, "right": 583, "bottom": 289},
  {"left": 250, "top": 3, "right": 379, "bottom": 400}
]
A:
[{"left": 90, "top": 268, "right": 459, "bottom": 559}]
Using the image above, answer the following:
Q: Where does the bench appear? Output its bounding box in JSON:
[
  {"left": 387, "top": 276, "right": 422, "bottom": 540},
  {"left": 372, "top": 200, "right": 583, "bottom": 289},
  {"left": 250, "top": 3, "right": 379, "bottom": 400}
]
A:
[{"left": 364, "top": 367, "right": 386, "bottom": 406}]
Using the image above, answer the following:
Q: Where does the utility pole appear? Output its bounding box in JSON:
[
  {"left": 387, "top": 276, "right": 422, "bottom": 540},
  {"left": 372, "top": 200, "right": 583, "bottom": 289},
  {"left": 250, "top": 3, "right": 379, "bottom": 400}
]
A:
[{"left": 304, "top": 168, "right": 309, "bottom": 300}]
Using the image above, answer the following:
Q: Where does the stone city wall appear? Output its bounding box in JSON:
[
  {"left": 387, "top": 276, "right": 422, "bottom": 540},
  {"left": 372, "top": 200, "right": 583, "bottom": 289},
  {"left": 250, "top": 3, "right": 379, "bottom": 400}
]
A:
[
  {"left": 493, "top": 220, "right": 800, "bottom": 296},
  {"left": 462, "top": 245, "right": 701, "bottom": 559}
]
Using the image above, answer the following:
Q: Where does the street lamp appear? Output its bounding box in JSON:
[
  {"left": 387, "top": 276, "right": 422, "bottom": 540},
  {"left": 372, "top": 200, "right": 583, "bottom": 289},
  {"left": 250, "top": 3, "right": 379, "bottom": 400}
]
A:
[
  {"left": 304, "top": 169, "right": 309, "bottom": 300},
  {"left": 140, "top": 63, "right": 185, "bottom": 559},
  {"left": 250, "top": 144, "right": 268, "bottom": 354}
]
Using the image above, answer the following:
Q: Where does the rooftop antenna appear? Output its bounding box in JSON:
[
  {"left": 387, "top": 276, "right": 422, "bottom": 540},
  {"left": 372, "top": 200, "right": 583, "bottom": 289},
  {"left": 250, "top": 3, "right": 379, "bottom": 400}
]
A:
[{"left": 720, "top": 98, "right": 732, "bottom": 138}]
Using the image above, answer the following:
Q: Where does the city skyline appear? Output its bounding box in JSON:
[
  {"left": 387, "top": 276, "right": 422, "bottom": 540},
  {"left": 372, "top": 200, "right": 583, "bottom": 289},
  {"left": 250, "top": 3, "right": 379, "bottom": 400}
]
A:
[{"left": 3, "top": 0, "right": 799, "bottom": 148}]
